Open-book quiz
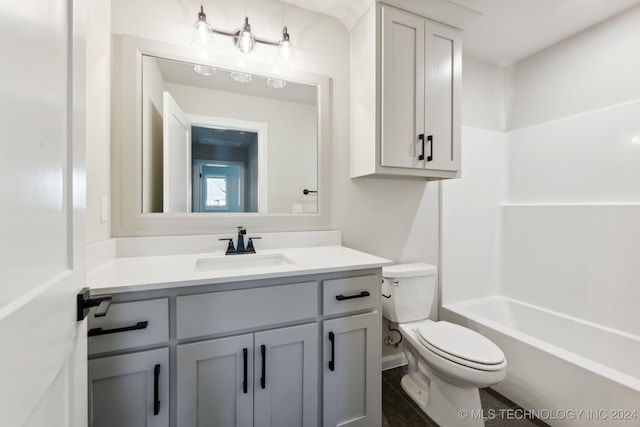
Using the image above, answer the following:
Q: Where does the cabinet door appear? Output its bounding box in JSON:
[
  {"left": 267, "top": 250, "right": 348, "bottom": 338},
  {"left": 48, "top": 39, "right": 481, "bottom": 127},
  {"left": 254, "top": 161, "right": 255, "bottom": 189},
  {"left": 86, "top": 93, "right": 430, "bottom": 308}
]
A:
[
  {"left": 424, "top": 20, "right": 461, "bottom": 173},
  {"left": 380, "top": 5, "right": 425, "bottom": 169},
  {"left": 177, "top": 334, "right": 254, "bottom": 427},
  {"left": 322, "top": 312, "right": 380, "bottom": 427},
  {"left": 88, "top": 348, "right": 169, "bottom": 427},
  {"left": 254, "top": 323, "right": 319, "bottom": 427}
]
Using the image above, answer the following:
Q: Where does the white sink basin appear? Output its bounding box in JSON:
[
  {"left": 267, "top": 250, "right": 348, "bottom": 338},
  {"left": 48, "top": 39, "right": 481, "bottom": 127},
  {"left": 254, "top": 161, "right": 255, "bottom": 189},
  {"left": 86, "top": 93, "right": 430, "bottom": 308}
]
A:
[{"left": 194, "top": 253, "right": 295, "bottom": 272}]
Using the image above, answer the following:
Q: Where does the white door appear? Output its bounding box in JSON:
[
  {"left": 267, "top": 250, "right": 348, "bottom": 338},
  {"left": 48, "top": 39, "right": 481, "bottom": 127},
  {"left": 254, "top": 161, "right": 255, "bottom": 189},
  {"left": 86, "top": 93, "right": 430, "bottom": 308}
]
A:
[
  {"left": 162, "top": 91, "right": 191, "bottom": 213},
  {"left": 0, "top": 0, "right": 87, "bottom": 426}
]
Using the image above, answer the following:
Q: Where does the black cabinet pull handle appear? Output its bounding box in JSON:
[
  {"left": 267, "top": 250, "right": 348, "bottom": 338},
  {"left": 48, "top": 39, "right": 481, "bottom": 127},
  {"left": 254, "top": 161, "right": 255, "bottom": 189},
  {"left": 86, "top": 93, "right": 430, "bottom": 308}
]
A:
[
  {"left": 335, "top": 291, "right": 370, "bottom": 301},
  {"left": 242, "top": 348, "right": 248, "bottom": 394},
  {"left": 88, "top": 320, "right": 149, "bottom": 337},
  {"left": 418, "top": 133, "right": 425, "bottom": 161},
  {"left": 153, "top": 364, "right": 161, "bottom": 416},
  {"left": 427, "top": 135, "right": 433, "bottom": 162},
  {"left": 328, "top": 332, "right": 335, "bottom": 372},
  {"left": 260, "top": 344, "right": 266, "bottom": 389}
]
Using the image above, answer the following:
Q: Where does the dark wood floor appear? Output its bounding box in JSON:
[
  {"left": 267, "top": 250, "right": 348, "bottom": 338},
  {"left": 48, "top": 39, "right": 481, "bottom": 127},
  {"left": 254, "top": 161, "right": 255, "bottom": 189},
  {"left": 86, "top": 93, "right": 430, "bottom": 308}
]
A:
[{"left": 382, "top": 365, "right": 549, "bottom": 427}]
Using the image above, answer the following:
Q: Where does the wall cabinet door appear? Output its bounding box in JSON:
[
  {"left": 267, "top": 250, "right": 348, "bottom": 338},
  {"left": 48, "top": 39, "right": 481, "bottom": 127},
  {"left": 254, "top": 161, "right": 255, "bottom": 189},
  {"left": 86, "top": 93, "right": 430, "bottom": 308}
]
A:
[
  {"left": 322, "top": 312, "right": 380, "bottom": 427},
  {"left": 254, "top": 323, "right": 319, "bottom": 427},
  {"left": 177, "top": 334, "right": 254, "bottom": 427},
  {"left": 381, "top": 5, "right": 425, "bottom": 170},
  {"left": 376, "top": 5, "right": 461, "bottom": 178},
  {"left": 88, "top": 348, "right": 169, "bottom": 427},
  {"left": 423, "top": 19, "right": 462, "bottom": 173}
]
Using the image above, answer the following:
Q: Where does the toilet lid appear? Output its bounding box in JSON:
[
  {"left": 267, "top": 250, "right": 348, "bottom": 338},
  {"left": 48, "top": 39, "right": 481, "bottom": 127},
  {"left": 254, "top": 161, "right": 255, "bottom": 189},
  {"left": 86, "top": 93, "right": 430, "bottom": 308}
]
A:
[{"left": 417, "top": 321, "right": 505, "bottom": 366}]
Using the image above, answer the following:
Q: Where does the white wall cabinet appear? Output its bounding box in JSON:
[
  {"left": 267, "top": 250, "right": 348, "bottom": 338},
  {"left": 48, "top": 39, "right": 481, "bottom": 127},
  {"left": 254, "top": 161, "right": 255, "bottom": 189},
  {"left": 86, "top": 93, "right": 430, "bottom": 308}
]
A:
[
  {"left": 322, "top": 312, "right": 380, "bottom": 427},
  {"left": 176, "top": 323, "right": 318, "bottom": 427},
  {"left": 351, "top": 3, "right": 462, "bottom": 180},
  {"left": 88, "top": 348, "right": 169, "bottom": 427}
]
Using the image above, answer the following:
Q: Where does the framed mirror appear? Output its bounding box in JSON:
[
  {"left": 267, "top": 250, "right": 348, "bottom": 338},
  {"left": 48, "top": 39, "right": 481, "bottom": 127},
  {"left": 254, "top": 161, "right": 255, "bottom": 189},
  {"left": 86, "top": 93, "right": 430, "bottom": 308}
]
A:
[{"left": 112, "top": 35, "right": 331, "bottom": 236}]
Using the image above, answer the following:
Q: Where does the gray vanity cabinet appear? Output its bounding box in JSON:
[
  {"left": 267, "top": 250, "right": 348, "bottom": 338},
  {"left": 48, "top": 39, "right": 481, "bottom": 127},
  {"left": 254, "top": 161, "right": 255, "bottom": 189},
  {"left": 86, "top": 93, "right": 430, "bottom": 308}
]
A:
[
  {"left": 321, "top": 275, "right": 381, "bottom": 427},
  {"left": 322, "top": 312, "right": 379, "bottom": 427},
  {"left": 87, "top": 268, "right": 382, "bottom": 427},
  {"left": 87, "top": 298, "right": 170, "bottom": 427},
  {"left": 88, "top": 348, "right": 169, "bottom": 427},
  {"left": 176, "top": 323, "right": 318, "bottom": 427}
]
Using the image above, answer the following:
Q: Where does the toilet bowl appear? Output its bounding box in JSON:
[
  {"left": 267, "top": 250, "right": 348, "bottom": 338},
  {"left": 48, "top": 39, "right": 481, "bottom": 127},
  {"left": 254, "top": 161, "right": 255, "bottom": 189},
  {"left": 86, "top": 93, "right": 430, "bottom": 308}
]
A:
[{"left": 382, "top": 264, "right": 507, "bottom": 427}]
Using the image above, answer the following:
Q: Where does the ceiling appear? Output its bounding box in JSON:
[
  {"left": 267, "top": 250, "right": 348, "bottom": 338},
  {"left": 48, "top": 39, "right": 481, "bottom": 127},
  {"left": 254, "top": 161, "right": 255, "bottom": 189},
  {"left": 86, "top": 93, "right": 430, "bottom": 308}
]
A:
[
  {"left": 281, "top": 0, "right": 640, "bottom": 66},
  {"left": 451, "top": 0, "right": 640, "bottom": 66}
]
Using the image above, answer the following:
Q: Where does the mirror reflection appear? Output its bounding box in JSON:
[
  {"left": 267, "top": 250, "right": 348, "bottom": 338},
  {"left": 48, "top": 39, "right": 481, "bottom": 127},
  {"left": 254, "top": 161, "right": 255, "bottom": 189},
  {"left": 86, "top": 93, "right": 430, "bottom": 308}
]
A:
[{"left": 141, "top": 55, "right": 319, "bottom": 214}]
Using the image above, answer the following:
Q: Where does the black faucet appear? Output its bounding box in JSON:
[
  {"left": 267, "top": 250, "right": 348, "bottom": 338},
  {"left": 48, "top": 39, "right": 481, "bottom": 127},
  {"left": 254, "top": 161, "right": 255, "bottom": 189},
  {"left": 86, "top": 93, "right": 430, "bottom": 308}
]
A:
[
  {"left": 219, "top": 226, "right": 261, "bottom": 255},
  {"left": 236, "top": 226, "right": 246, "bottom": 252}
]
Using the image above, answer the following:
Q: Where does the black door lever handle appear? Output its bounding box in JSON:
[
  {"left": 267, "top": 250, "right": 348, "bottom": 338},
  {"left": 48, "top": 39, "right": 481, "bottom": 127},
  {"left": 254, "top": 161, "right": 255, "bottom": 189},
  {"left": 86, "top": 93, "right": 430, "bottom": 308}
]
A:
[{"left": 77, "top": 287, "right": 112, "bottom": 321}]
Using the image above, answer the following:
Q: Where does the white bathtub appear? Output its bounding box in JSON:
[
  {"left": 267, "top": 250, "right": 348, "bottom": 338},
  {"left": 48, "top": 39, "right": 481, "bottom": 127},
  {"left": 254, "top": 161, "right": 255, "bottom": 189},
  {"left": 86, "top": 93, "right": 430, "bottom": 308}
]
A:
[{"left": 442, "top": 296, "right": 640, "bottom": 427}]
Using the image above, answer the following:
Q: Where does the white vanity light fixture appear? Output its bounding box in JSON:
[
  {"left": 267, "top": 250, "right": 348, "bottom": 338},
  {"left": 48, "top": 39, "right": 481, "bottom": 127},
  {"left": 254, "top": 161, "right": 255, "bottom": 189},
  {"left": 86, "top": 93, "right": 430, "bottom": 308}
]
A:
[{"left": 191, "top": 4, "right": 295, "bottom": 68}]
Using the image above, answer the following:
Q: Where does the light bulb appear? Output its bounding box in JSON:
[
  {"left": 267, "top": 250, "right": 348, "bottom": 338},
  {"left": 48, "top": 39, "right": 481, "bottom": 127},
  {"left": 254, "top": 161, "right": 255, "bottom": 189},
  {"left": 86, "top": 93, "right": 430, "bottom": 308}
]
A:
[
  {"left": 276, "top": 26, "right": 295, "bottom": 67},
  {"left": 192, "top": 6, "right": 214, "bottom": 51},
  {"left": 234, "top": 17, "right": 255, "bottom": 54}
]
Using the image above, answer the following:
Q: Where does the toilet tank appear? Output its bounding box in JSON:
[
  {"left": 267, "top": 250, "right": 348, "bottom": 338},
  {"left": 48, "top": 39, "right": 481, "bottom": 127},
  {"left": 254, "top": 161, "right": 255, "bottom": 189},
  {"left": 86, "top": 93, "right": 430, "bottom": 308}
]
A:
[{"left": 381, "top": 263, "right": 438, "bottom": 323}]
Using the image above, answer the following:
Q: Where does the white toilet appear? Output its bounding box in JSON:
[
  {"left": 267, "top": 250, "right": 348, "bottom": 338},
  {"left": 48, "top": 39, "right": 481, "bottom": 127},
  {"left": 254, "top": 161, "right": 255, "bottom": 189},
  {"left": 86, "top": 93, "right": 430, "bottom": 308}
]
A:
[{"left": 382, "top": 263, "right": 507, "bottom": 427}]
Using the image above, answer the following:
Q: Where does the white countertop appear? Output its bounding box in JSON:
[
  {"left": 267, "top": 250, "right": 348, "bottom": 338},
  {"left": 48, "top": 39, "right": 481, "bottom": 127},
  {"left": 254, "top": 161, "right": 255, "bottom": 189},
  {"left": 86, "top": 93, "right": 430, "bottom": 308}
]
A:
[{"left": 88, "top": 246, "right": 392, "bottom": 294}]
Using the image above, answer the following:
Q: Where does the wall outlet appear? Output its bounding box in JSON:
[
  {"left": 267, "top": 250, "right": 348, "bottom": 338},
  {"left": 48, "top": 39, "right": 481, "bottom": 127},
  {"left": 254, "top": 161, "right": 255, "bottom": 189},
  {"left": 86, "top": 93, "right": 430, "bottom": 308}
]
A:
[{"left": 101, "top": 196, "right": 110, "bottom": 223}]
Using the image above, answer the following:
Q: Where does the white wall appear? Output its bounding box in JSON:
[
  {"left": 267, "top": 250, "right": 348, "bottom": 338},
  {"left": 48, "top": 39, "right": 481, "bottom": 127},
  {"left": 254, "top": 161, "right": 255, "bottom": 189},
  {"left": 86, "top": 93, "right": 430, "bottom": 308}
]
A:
[
  {"left": 440, "top": 56, "right": 507, "bottom": 306},
  {"left": 441, "top": 127, "right": 506, "bottom": 305},
  {"left": 461, "top": 56, "right": 506, "bottom": 132},
  {"left": 442, "top": 5, "right": 640, "bottom": 337},
  {"left": 86, "top": 0, "right": 111, "bottom": 244}
]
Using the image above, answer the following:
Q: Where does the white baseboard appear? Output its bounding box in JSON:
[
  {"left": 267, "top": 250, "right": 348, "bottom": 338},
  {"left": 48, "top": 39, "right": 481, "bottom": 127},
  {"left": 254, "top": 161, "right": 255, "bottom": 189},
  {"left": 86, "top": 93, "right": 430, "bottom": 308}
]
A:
[{"left": 381, "top": 353, "right": 407, "bottom": 371}]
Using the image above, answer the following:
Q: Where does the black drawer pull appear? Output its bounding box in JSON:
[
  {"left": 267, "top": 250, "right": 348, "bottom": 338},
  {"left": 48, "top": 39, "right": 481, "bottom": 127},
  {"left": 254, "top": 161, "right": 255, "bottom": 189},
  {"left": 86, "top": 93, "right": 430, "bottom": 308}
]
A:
[
  {"left": 335, "top": 291, "right": 370, "bottom": 301},
  {"left": 427, "top": 135, "right": 433, "bottom": 162},
  {"left": 418, "top": 133, "right": 425, "bottom": 161},
  {"left": 242, "top": 348, "right": 248, "bottom": 394},
  {"left": 260, "top": 344, "right": 266, "bottom": 389},
  {"left": 88, "top": 321, "right": 149, "bottom": 337},
  {"left": 153, "top": 364, "right": 161, "bottom": 416},
  {"left": 328, "top": 332, "right": 335, "bottom": 372}
]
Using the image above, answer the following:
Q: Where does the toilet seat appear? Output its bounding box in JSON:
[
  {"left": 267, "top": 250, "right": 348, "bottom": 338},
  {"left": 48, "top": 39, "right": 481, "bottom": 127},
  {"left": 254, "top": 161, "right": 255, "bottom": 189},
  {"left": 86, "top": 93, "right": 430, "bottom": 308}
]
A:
[{"left": 417, "top": 321, "right": 506, "bottom": 371}]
